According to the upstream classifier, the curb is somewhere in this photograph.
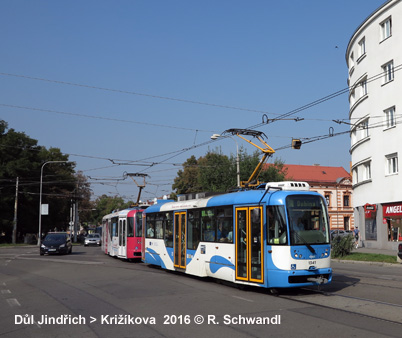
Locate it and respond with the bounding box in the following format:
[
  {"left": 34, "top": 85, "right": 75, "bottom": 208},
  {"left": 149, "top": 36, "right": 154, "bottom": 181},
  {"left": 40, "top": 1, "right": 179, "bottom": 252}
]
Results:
[{"left": 331, "top": 258, "right": 402, "bottom": 268}]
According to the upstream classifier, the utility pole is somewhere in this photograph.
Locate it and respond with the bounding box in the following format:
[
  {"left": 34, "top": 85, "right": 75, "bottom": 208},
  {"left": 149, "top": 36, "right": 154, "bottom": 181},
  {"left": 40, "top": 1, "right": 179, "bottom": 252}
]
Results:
[
  {"left": 74, "top": 196, "right": 79, "bottom": 243},
  {"left": 38, "top": 160, "right": 68, "bottom": 246},
  {"left": 12, "top": 177, "right": 19, "bottom": 244}
]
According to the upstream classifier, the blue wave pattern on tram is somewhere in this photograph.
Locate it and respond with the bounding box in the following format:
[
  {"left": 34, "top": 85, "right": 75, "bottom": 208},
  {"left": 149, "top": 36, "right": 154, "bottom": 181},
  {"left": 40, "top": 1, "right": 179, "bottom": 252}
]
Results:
[{"left": 209, "top": 256, "right": 235, "bottom": 273}]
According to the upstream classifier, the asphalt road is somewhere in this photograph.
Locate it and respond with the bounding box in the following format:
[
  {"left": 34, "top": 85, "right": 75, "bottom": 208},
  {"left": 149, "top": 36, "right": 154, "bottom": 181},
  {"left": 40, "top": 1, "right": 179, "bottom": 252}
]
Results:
[{"left": 1, "top": 245, "right": 401, "bottom": 338}]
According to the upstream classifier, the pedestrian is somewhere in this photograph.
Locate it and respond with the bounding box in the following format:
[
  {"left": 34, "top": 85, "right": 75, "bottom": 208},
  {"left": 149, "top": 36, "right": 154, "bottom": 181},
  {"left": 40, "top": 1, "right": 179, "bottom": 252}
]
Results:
[{"left": 353, "top": 226, "right": 360, "bottom": 249}]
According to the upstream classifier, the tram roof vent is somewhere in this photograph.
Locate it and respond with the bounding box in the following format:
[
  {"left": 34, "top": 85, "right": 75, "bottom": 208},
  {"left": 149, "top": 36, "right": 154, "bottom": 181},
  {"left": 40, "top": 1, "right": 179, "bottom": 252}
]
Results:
[
  {"left": 265, "top": 181, "right": 310, "bottom": 191},
  {"left": 195, "top": 192, "right": 224, "bottom": 199},
  {"left": 178, "top": 193, "right": 196, "bottom": 201}
]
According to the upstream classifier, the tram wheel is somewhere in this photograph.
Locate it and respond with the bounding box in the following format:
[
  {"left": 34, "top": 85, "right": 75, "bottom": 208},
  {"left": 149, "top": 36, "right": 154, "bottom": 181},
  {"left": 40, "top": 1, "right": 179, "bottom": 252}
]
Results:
[{"left": 269, "top": 288, "right": 279, "bottom": 296}]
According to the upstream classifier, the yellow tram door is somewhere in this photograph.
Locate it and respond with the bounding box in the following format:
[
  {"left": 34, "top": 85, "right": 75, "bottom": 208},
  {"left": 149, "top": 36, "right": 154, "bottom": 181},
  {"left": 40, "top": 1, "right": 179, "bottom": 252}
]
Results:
[
  {"left": 174, "top": 212, "right": 187, "bottom": 269},
  {"left": 235, "top": 206, "right": 264, "bottom": 283}
]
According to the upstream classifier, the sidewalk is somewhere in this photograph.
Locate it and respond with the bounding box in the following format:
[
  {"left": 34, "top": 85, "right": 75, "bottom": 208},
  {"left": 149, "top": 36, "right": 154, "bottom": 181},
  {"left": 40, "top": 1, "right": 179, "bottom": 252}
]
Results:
[{"left": 355, "top": 247, "right": 396, "bottom": 256}]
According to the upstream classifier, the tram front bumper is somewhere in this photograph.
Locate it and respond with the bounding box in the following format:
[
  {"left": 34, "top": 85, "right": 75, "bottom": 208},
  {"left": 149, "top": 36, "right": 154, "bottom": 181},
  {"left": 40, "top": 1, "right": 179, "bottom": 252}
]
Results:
[{"left": 268, "top": 268, "right": 332, "bottom": 288}]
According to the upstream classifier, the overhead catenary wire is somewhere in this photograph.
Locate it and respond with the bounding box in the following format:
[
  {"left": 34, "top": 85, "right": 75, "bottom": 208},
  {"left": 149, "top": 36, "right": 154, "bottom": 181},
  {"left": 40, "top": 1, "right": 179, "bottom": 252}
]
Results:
[
  {"left": 0, "top": 103, "right": 215, "bottom": 134},
  {"left": 2, "top": 64, "right": 401, "bottom": 199},
  {"left": 3, "top": 64, "right": 401, "bottom": 125}
]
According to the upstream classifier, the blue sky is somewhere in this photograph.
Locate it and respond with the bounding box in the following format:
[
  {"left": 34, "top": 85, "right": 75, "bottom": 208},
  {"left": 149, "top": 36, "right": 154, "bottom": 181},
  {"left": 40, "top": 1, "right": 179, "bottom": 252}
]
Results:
[{"left": 0, "top": 0, "right": 386, "bottom": 202}]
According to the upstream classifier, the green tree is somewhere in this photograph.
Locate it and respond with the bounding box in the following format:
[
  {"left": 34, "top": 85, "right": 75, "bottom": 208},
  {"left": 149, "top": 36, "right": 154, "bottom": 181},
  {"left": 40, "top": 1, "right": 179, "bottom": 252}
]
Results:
[
  {"left": 92, "top": 195, "right": 131, "bottom": 225},
  {"left": 172, "top": 155, "right": 200, "bottom": 194},
  {"left": 73, "top": 171, "right": 95, "bottom": 229},
  {"left": 0, "top": 120, "right": 77, "bottom": 242},
  {"left": 198, "top": 149, "right": 233, "bottom": 192},
  {"left": 0, "top": 120, "right": 42, "bottom": 241},
  {"left": 171, "top": 148, "right": 287, "bottom": 195},
  {"left": 260, "top": 158, "right": 287, "bottom": 183}
]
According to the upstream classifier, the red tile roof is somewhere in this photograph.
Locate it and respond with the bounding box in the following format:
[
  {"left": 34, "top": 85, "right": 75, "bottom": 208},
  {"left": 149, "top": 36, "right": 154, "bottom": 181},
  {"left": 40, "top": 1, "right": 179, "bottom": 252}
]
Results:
[{"left": 268, "top": 164, "right": 351, "bottom": 184}]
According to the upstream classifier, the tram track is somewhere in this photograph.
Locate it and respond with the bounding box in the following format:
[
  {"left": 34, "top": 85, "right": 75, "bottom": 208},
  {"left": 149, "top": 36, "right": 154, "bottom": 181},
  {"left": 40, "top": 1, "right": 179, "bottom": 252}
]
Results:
[
  {"left": 333, "top": 278, "right": 402, "bottom": 291},
  {"left": 277, "top": 287, "right": 402, "bottom": 326},
  {"left": 4, "top": 248, "right": 402, "bottom": 328}
]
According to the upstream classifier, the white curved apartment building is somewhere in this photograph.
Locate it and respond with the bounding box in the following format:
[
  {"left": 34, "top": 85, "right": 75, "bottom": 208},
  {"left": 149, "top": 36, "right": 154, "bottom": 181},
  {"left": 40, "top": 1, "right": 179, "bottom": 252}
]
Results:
[{"left": 346, "top": 0, "right": 402, "bottom": 249}]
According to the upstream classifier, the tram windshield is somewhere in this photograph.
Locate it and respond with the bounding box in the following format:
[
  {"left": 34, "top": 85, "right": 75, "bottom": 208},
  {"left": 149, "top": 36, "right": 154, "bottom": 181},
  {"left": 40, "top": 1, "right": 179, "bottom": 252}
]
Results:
[{"left": 286, "top": 195, "right": 330, "bottom": 245}]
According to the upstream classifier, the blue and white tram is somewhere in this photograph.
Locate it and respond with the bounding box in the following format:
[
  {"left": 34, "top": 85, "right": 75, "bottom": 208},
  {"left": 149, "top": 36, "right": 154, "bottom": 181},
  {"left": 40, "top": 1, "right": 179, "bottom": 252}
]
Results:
[{"left": 142, "top": 181, "right": 332, "bottom": 289}]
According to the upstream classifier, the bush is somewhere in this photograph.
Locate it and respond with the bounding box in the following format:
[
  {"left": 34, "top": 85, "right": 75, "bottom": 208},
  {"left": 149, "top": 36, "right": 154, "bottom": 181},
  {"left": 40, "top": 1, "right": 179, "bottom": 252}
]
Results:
[{"left": 331, "top": 235, "right": 355, "bottom": 258}]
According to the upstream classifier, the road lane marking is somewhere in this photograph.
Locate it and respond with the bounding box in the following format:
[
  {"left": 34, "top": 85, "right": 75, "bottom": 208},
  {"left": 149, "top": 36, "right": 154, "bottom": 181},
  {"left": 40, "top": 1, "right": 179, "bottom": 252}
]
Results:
[
  {"left": 6, "top": 298, "right": 21, "bottom": 307},
  {"left": 232, "top": 295, "right": 254, "bottom": 302}
]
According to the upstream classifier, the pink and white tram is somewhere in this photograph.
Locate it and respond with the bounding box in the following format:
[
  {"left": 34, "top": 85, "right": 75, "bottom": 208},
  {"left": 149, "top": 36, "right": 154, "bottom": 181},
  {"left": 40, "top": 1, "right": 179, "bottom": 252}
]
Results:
[{"left": 101, "top": 208, "right": 144, "bottom": 260}]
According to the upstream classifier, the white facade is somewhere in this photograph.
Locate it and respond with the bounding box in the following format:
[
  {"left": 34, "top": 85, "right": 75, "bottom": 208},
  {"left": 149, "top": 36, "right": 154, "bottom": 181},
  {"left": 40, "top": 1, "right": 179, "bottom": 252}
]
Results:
[{"left": 346, "top": 0, "right": 402, "bottom": 249}]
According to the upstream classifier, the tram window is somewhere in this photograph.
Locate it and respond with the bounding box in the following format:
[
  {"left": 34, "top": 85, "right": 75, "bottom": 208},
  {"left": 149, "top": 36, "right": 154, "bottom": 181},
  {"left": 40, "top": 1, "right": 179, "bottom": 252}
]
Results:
[
  {"left": 187, "top": 210, "right": 201, "bottom": 249},
  {"left": 122, "top": 219, "right": 126, "bottom": 246},
  {"left": 118, "top": 220, "right": 122, "bottom": 246},
  {"left": 112, "top": 217, "right": 118, "bottom": 237},
  {"left": 216, "top": 207, "right": 233, "bottom": 243},
  {"left": 155, "top": 214, "right": 164, "bottom": 239},
  {"left": 146, "top": 214, "right": 156, "bottom": 238},
  {"left": 267, "top": 205, "right": 287, "bottom": 245},
  {"left": 135, "top": 212, "right": 143, "bottom": 237},
  {"left": 164, "top": 212, "right": 173, "bottom": 247},
  {"left": 201, "top": 209, "right": 215, "bottom": 242},
  {"left": 128, "top": 217, "right": 134, "bottom": 237}
]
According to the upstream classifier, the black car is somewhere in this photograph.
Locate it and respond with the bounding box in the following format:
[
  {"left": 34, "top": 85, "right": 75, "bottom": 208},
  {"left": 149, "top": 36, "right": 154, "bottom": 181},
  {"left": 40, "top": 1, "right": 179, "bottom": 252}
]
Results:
[
  {"left": 40, "top": 232, "right": 72, "bottom": 255},
  {"left": 398, "top": 243, "right": 402, "bottom": 260}
]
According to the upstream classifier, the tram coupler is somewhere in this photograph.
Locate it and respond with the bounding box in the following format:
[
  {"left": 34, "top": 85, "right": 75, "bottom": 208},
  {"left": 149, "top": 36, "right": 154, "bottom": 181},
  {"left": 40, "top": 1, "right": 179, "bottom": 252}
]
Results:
[{"left": 307, "top": 275, "right": 328, "bottom": 285}]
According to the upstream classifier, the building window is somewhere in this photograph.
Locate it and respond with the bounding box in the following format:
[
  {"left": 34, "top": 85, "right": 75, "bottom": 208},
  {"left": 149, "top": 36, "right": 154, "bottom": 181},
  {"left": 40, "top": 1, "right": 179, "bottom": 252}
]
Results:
[
  {"left": 384, "top": 106, "right": 396, "bottom": 129},
  {"left": 382, "top": 60, "right": 394, "bottom": 84},
  {"left": 343, "top": 195, "right": 350, "bottom": 207},
  {"left": 386, "top": 153, "right": 398, "bottom": 175},
  {"left": 350, "top": 88, "right": 356, "bottom": 106},
  {"left": 344, "top": 217, "right": 350, "bottom": 230},
  {"left": 352, "top": 168, "right": 358, "bottom": 185},
  {"left": 363, "top": 162, "right": 371, "bottom": 180},
  {"left": 349, "top": 52, "right": 355, "bottom": 74},
  {"left": 359, "top": 79, "right": 368, "bottom": 96},
  {"left": 358, "top": 38, "right": 366, "bottom": 59},
  {"left": 380, "top": 17, "right": 392, "bottom": 41},
  {"left": 351, "top": 118, "right": 369, "bottom": 147},
  {"left": 360, "top": 118, "right": 369, "bottom": 139},
  {"left": 351, "top": 128, "right": 357, "bottom": 145},
  {"left": 325, "top": 194, "right": 330, "bottom": 206}
]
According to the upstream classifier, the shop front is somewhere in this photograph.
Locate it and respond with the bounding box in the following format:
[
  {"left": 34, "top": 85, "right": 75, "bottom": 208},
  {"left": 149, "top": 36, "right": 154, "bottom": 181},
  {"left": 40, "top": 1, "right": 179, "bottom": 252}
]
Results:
[{"left": 383, "top": 202, "right": 402, "bottom": 242}]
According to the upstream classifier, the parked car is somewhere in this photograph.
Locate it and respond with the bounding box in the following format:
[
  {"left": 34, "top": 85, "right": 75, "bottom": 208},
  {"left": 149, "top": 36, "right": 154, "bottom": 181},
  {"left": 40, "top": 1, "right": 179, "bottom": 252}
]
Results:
[
  {"left": 84, "top": 233, "right": 101, "bottom": 246},
  {"left": 40, "top": 232, "right": 72, "bottom": 255},
  {"left": 331, "top": 230, "right": 353, "bottom": 240},
  {"left": 398, "top": 243, "right": 402, "bottom": 260}
]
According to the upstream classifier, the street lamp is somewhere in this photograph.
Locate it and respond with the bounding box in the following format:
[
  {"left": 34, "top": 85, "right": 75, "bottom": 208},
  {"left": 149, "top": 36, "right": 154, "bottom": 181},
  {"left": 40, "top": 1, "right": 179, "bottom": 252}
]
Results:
[
  {"left": 211, "top": 134, "right": 240, "bottom": 188},
  {"left": 37, "top": 160, "right": 68, "bottom": 246}
]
